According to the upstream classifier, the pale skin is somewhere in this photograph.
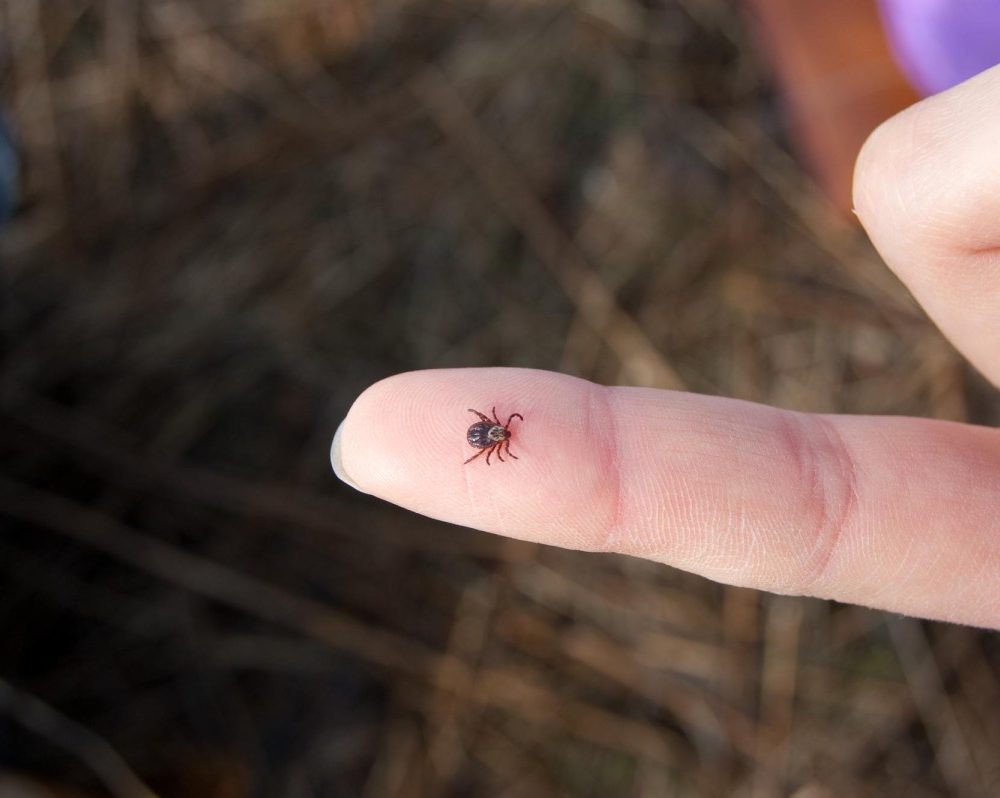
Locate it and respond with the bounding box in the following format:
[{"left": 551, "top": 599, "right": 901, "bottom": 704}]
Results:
[{"left": 333, "top": 64, "right": 1000, "bottom": 630}]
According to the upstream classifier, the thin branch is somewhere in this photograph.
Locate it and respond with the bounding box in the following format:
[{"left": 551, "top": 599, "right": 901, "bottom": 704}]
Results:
[
  {"left": 0, "top": 476, "right": 444, "bottom": 677},
  {"left": 0, "top": 675, "right": 159, "bottom": 798},
  {"left": 413, "top": 66, "right": 686, "bottom": 391}
]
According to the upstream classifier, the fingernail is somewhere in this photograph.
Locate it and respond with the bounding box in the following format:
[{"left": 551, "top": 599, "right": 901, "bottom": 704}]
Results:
[{"left": 330, "top": 420, "right": 363, "bottom": 492}]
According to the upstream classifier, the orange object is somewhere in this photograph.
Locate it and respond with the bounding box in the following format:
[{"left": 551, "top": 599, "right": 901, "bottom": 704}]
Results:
[{"left": 743, "top": 0, "right": 920, "bottom": 213}]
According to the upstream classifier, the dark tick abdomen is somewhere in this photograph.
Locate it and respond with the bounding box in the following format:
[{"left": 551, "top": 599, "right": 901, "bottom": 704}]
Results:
[{"left": 467, "top": 421, "right": 493, "bottom": 448}]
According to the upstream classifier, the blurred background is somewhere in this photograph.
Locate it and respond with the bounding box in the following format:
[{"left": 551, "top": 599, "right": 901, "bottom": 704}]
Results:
[{"left": 2, "top": 1, "right": 1000, "bottom": 796}]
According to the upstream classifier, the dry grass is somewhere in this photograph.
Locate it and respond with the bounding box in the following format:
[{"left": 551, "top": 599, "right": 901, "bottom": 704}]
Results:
[{"left": 1, "top": 1, "right": 999, "bottom": 796}]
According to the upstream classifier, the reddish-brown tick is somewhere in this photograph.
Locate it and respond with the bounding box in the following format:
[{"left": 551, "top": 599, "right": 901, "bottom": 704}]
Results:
[{"left": 464, "top": 407, "right": 524, "bottom": 465}]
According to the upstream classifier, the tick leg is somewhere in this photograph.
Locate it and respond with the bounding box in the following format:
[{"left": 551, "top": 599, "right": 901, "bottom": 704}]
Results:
[
  {"left": 486, "top": 444, "right": 497, "bottom": 465},
  {"left": 464, "top": 447, "right": 486, "bottom": 465},
  {"left": 495, "top": 444, "right": 505, "bottom": 463},
  {"left": 491, "top": 406, "right": 501, "bottom": 425},
  {"left": 468, "top": 409, "right": 491, "bottom": 423},
  {"left": 505, "top": 412, "right": 524, "bottom": 427},
  {"left": 504, "top": 439, "right": 518, "bottom": 459}
]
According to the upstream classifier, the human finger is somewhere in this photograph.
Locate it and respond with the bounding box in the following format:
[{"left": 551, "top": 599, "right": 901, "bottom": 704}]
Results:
[
  {"left": 854, "top": 63, "right": 1000, "bottom": 386},
  {"left": 333, "top": 368, "right": 1000, "bottom": 628}
]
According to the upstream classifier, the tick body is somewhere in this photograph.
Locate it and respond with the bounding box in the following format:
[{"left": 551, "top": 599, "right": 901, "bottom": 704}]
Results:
[{"left": 464, "top": 407, "right": 524, "bottom": 465}]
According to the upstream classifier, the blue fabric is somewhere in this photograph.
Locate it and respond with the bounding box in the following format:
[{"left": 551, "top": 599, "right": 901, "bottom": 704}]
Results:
[{"left": 0, "top": 112, "right": 18, "bottom": 225}]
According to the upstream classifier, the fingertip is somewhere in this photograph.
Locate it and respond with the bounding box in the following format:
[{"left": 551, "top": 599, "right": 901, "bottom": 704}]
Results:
[
  {"left": 854, "top": 65, "right": 1000, "bottom": 256},
  {"left": 333, "top": 372, "right": 417, "bottom": 496},
  {"left": 330, "top": 419, "right": 364, "bottom": 493},
  {"left": 851, "top": 116, "right": 887, "bottom": 232},
  {"left": 852, "top": 104, "right": 915, "bottom": 247},
  {"left": 326, "top": 367, "right": 620, "bottom": 550}
]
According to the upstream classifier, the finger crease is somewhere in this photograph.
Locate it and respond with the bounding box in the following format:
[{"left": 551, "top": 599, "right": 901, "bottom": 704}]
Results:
[{"left": 794, "top": 414, "right": 859, "bottom": 593}]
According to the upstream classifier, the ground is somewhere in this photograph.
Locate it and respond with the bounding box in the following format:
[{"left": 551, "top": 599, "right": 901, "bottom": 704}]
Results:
[{"left": 1, "top": 1, "right": 998, "bottom": 796}]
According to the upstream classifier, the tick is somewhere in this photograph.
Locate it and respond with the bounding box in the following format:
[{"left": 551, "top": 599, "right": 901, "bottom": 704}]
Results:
[{"left": 464, "top": 406, "right": 524, "bottom": 465}]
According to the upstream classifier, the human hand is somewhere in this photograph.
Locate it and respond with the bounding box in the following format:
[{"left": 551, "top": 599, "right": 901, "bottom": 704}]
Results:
[{"left": 331, "top": 64, "right": 1000, "bottom": 630}]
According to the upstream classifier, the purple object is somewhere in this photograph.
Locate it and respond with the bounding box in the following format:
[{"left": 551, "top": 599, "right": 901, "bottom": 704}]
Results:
[{"left": 877, "top": 0, "right": 1000, "bottom": 96}]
